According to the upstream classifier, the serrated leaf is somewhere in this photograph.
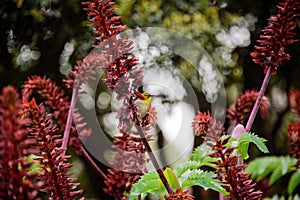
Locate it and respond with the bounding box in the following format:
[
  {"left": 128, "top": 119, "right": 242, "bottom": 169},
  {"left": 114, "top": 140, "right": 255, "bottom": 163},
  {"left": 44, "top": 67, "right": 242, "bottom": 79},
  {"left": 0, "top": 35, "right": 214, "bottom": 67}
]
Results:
[
  {"left": 190, "top": 144, "right": 212, "bottom": 160},
  {"left": 189, "top": 144, "right": 217, "bottom": 168},
  {"left": 129, "top": 171, "right": 160, "bottom": 200},
  {"left": 280, "top": 156, "right": 289, "bottom": 174},
  {"left": 181, "top": 169, "right": 229, "bottom": 195},
  {"left": 269, "top": 166, "right": 284, "bottom": 186},
  {"left": 288, "top": 169, "right": 300, "bottom": 194},
  {"left": 175, "top": 160, "right": 202, "bottom": 178},
  {"left": 269, "top": 157, "right": 297, "bottom": 185},
  {"left": 246, "top": 156, "right": 297, "bottom": 184},
  {"left": 246, "top": 157, "right": 279, "bottom": 180},
  {"left": 238, "top": 133, "right": 269, "bottom": 160}
]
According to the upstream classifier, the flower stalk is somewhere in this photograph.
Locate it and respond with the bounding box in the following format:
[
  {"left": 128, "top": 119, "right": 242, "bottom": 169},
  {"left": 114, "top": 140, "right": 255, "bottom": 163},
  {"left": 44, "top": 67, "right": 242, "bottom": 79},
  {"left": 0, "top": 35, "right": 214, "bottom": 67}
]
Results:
[
  {"left": 133, "top": 112, "right": 173, "bottom": 194},
  {"left": 245, "top": 67, "right": 272, "bottom": 132},
  {"left": 61, "top": 88, "right": 77, "bottom": 155}
]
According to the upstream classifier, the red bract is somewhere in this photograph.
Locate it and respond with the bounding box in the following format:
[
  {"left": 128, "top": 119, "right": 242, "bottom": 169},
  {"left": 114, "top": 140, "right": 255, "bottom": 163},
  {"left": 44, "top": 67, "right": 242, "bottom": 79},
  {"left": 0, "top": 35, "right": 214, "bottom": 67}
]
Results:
[
  {"left": 192, "top": 111, "right": 212, "bottom": 136},
  {"left": 22, "top": 75, "right": 91, "bottom": 154},
  {"left": 140, "top": 105, "right": 157, "bottom": 128},
  {"left": 82, "top": 0, "right": 145, "bottom": 129},
  {"left": 111, "top": 132, "right": 148, "bottom": 173},
  {"left": 81, "top": 1, "right": 154, "bottom": 198},
  {"left": 82, "top": 0, "right": 125, "bottom": 43},
  {"left": 288, "top": 121, "right": 300, "bottom": 167},
  {"left": 250, "top": 0, "right": 300, "bottom": 74},
  {"left": 288, "top": 88, "right": 300, "bottom": 167},
  {"left": 103, "top": 168, "right": 141, "bottom": 200},
  {"left": 164, "top": 189, "right": 195, "bottom": 200},
  {"left": 289, "top": 89, "right": 300, "bottom": 116},
  {"left": 227, "top": 90, "right": 269, "bottom": 124},
  {"left": 65, "top": 52, "right": 105, "bottom": 89},
  {"left": 22, "top": 98, "right": 84, "bottom": 199},
  {"left": 192, "top": 111, "right": 262, "bottom": 200},
  {"left": 0, "top": 86, "right": 39, "bottom": 199}
]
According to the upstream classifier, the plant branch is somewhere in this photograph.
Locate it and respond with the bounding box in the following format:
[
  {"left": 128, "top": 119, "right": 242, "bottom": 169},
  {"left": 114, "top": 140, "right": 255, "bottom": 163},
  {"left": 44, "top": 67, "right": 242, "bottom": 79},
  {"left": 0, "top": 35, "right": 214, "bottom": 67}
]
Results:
[
  {"left": 245, "top": 67, "right": 272, "bottom": 132},
  {"left": 80, "top": 146, "right": 109, "bottom": 181},
  {"left": 133, "top": 112, "right": 173, "bottom": 195},
  {"left": 61, "top": 88, "right": 77, "bottom": 155}
]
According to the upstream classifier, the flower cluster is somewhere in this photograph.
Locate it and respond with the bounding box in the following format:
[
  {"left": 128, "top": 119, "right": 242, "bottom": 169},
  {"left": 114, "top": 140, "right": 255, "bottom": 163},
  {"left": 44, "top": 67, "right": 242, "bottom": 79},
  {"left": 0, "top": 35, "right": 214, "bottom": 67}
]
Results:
[
  {"left": 164, "top": 189, "right": 195, "bottom": 200},
  {"left": 287, "top": 122, "right": 300, "bottom": 167},
  {"left": 227, "top": 90, "right": 269, "bottom": 124},
  {"left": 192, "top": 111, "right": 262, "bottom": 200},
  {"left": 103, "top": 169, "right": 141, "bottom": 199},
  {"left": 192, "top": 111, "right": 212, "bottom": 136},
  {"left": 289, "top": 89, "right": 300, "bottom": 116},
  {"left": 65, "top": 52, "right": 105, "bottom": 90},
  {"left": 288, "top": 89, "right": 300, "bottom": 167},
  {"left": 0, "top": 86, "right": 39, "bottom": 199},
  {"left": 81, "top": 0, "right": 158, "bottom": 198},
  {"left": 111, "top": 132, "right": 148, "bottom": 173},
  {"left": 250, "top": 0, "right": 300, "bottom": 74},
  {"left": 22, "top": 75, "right": 91, "bottom": 154},
  {"left": 22, "top": 98, "right": 84, "bottom": 199}
]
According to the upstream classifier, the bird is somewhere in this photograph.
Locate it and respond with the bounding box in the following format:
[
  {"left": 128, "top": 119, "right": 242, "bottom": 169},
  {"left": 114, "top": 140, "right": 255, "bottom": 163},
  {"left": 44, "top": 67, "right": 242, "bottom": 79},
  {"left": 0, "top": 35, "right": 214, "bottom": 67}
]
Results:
[{"left": 134, "top": 91, "right": 153, "bottom": 120}]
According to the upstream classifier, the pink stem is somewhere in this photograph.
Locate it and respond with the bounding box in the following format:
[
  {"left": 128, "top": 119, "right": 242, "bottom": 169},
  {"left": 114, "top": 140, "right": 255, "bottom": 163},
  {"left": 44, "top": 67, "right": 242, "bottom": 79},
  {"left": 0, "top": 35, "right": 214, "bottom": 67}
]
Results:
[
  {"left": 219, "top": 193, "right": 224, "bottom": 200},
  {"left": 220, "top": 67, "right": 272, "bottom": 200},
  {"left": 245, "top": 67, "right": 272, "bottom": 132},
  {"left": 62, "top": 88, "right": 109, "bottom": 181},
  {"left": 81, "top": 146, "right": 108, "bottom": 180},
  {"left": 61, "top": 88, "right": 77, "bottom": 155}
]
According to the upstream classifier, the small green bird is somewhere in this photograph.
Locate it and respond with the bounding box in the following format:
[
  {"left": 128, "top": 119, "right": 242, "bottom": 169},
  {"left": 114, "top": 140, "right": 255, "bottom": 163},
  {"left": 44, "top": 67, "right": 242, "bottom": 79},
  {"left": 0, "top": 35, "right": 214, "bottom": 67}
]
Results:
[{"left": 134, "top": 92, "right": 153, "bottom": 119}]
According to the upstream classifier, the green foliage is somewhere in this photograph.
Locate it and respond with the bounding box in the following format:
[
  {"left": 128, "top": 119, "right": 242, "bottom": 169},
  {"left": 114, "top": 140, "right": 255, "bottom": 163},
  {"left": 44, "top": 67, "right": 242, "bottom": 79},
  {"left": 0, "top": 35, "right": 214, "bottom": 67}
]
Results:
[
  {"left": 263, "top": 194, "right": 300, "bottom": 200},
  {"left": 245, "top": 156, "right": 298, "bottom": 189},
  {"left": 288, "top": 169, "right": 300, "bottom": 195},
  {"left": 189, "top": 144, "right": 217, "bottom": 168},
  {"left": 179, "top": 169, "right": 228, "bottom": 195},
  {"left": 157, "top": 168, "right": 180, "bottom": 197},
  {"left": 129, "top": 171, "right": 160, "bottom": 200},
  {"left": 129, "top": 159, "right": 228, "bottom": 199},
  {"left": 237, "top": 132, "right": 269, "bottom": 159}
]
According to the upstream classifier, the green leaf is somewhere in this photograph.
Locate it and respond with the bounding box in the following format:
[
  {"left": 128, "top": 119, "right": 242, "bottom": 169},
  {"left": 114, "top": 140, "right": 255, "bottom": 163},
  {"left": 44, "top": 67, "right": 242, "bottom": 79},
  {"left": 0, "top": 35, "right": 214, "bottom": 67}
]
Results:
[
  {"left": 26, "top": 154, "right": 44, "bottom": 174},
  {"left": 189, "top": 144, "right": 217, "bottom": 168},
  {"left": 246, "top": 156, "right": 297, "bottom": 183},
  {"left": 238, "top": 133, "right": 269, "bottom": 160},
  {"left": 288, "top": 169, "right": 300, "bottom": 194},
  {"left": 269, "top": 157, "right": 296, "bottom": 185},
  {"left": 158, "top": 167, "right": 180, "bottom": 193},
  {"left": 263, "top": 195, "right": 300, "bottom": 200},
  {"left": 175, "top": 160, "right": 202, "bottom": 178},
  {"left": 129, "top": 171, "right": 160, "bottom": 200},
  {"left": 180, "top": 169, "right": 229, "bottom": 195}
]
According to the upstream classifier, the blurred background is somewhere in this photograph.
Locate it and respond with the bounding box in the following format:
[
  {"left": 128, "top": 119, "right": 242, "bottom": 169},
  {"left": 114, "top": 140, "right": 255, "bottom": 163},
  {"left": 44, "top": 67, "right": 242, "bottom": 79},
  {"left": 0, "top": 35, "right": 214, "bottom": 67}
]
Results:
[{"left": 1, "top": 0, "right": 300, "bottom": 199}]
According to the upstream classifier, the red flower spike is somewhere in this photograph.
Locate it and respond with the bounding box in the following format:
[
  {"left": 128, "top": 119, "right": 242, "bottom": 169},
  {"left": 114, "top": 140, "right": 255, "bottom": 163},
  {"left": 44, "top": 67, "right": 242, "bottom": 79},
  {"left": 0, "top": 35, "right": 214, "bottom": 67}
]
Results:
[
  {"left": 192, "top": 111, "right": 212, "bottom": 136},
  {"left": 103, "top": 169, "right": 141, "bottom": 199},
  {"left": 227, "top": 90, "right": 269, "bottom": 124},
  {"left": 288, "top": 122, "right": 300, "bottom": 167},
  {"left": 250, "top": 0, "right": 300, "bottom": 74},
  {"left": 164, "top": 189, "right": 195, "bottom": 200},
  {"left": 22, "top": 76, "right": 91, "bottom": 154},
  {"left": 22, "top": 98, "right": 84, "bottom": 199},
  {"left": 64, "top": 52, "right": 105, "bottom": 89},
  {"left": 111, "top": 132, "right": 148, "bottom": 173},
  {"left": 0, "top": 86, "right": 40, "bottom": 199},
  {"left": 289, "top": 89, "right": 300, "bottom": 116},
  {"left": 81, "top": 1, "right": 162, "bottom": 197},
  {"left": 192, "top": 110, "right": 262, "bottom": 199}
]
